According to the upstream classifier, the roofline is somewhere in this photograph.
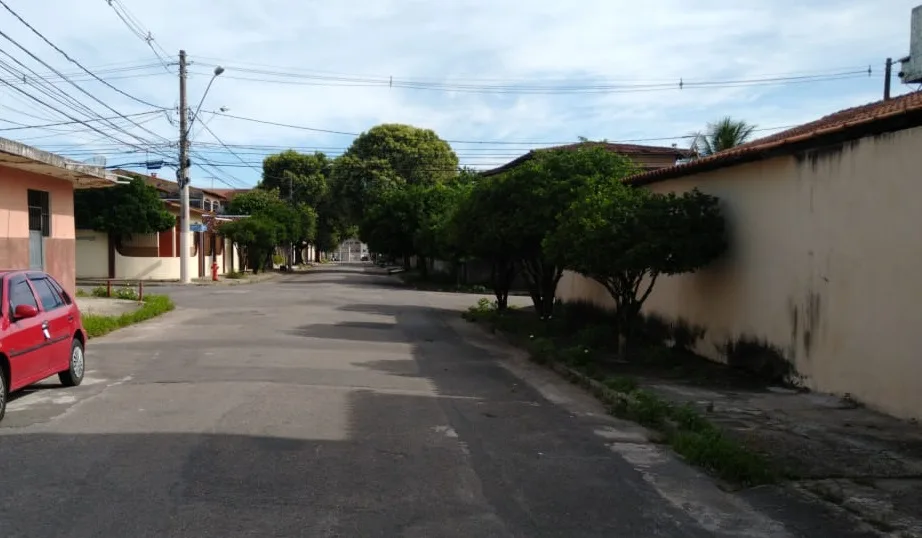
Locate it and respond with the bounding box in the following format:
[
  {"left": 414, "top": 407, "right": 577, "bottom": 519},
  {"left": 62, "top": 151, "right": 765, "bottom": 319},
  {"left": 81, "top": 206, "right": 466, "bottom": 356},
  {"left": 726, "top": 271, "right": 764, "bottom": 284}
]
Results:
[
  {"left": 480, "top": 144, "right": 693, "bottom": 177},
  {"left": 628, "top": 105, "right": 922, "bottom": 186},
  {"left": 0, "top": 136, "right": 116, "bottom": 186}
]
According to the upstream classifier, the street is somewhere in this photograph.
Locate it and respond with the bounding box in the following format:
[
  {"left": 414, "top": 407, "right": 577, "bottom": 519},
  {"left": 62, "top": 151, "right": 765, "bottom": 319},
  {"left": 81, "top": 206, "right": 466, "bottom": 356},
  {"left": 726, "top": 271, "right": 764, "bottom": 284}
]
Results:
[{"left": 0, "top": 266, "right": 871, "bottom": 537}]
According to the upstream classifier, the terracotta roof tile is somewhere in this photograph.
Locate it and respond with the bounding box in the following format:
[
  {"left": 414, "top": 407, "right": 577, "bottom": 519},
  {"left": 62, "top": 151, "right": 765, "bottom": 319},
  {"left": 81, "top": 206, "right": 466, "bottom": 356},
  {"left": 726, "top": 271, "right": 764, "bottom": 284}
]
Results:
[
  {"left": 628, "top": 91, "right": 922, "bottom": 185},
  {"left": 481, "top": 141, "right": 692, "bottom": 176}
]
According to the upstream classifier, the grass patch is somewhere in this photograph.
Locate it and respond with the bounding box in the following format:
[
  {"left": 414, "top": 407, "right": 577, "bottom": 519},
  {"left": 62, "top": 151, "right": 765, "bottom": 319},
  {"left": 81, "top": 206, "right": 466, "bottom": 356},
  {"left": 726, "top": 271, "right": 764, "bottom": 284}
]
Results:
[
  {"left": 82, "top": 294, "right": 175, "bottom": 339},
  {"left": 224, "top": 271, "right": 245, "bottom": 279},
  {"left": 463, "top": 298, "right": 777, "bottom": 487},
  {"left": 91, "top": 284, "right": 140, "bottom": 300}
]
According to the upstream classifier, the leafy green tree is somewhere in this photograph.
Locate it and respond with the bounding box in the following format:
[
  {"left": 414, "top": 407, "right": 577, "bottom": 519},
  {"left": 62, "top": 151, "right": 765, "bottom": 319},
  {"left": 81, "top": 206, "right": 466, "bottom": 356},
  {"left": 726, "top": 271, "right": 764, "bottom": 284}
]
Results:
[
  {"left": 545, "top": 183, "right": 727, "bottom": 347},
  {"left": 74, "top": 176, "right": 175, "bottom": 245},
  {"left": 333, "top": 124, "right": 458, "bottom": 223},
  {"left": 261, "top": 150, "right": 330, "bottom": 207},
  {"left": 219, "top": 216, "right": 278, "bottom": 273},
  {"left": 498, "top": 145, "right": 638, "bottom": 318},
  {"left": 690, "top": 117, "right": 756, "bottom": 157},
  {"left": 225, "top": 188, "right": 316, "bottom": 269},
  {"left": 447, "top": 177, "right": 520, "bottom": 310}
]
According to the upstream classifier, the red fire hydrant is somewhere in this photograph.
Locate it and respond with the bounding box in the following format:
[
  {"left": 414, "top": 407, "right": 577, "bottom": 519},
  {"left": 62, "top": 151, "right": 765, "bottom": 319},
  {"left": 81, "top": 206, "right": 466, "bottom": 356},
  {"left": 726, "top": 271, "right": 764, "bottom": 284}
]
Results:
[{"left": 211, "top": 262, "right": 219, "bottom": 281}]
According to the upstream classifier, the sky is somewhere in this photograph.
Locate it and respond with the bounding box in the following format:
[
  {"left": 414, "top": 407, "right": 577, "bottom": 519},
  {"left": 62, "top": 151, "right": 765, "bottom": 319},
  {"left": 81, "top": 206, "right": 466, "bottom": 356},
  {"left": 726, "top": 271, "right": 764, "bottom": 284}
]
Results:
[{"left": 0, "top": 0, "right": 919, "bottom": 190}]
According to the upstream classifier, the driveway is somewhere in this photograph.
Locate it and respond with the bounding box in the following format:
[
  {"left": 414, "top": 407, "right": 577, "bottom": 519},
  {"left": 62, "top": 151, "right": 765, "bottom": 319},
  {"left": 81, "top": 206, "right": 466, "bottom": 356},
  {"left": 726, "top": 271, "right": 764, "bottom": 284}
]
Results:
[{"left": 0, "top": 266, "right": 872, "bottom": 537}]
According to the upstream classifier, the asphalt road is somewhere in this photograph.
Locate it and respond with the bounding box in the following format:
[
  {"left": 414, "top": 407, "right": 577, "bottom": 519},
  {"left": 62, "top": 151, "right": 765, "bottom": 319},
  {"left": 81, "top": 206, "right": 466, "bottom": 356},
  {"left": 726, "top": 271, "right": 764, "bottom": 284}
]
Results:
[{"left": 1, "top": 266, "right": 875, "bottom": 537}]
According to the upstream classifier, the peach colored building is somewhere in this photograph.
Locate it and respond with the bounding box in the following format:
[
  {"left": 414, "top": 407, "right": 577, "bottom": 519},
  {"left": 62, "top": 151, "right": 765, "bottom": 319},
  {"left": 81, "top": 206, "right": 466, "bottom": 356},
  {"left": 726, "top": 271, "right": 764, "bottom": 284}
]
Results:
[
  {"left": 556, "top": 92, "right": 922, "bottom": 420},
  {"left": 0, "top": 137, "right": 113, "bottom": 296}
]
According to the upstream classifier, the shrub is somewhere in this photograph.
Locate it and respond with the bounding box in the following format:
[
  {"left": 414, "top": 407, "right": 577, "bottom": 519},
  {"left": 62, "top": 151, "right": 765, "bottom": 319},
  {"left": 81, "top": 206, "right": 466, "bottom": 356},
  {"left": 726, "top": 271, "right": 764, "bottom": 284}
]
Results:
[
  {"left": 526, "top": 337, "right": 556, "bottom": 364},
  {"left": 225, "top": 271, "right": 245, "bottom": 279}
]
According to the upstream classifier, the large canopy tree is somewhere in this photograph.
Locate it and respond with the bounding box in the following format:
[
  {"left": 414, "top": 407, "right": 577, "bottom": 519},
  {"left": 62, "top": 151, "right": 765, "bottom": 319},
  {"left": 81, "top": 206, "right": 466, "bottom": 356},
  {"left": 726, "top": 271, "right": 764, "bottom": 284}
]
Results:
[
  {"left": 333, "top": 123, "right": 459, "bottom": 224},
  {"left": 74, "top": 176, "right": 175, "bottom": 245}
]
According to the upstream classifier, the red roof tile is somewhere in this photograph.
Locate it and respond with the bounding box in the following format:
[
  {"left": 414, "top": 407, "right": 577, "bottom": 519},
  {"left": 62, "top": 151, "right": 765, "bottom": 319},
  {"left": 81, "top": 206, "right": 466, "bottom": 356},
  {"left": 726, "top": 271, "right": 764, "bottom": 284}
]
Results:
[
  {"left": 628, "top": 91, "right": 922, "bottom": 185},
  {"left": 481, "top": 141, "right": 692, "bottom": 176}
]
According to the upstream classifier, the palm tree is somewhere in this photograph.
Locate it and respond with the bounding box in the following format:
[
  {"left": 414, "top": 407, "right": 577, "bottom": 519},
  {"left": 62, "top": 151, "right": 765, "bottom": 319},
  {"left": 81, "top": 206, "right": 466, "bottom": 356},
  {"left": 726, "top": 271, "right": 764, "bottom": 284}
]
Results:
[{"left": 689, "top": 117, "right": 757, "bottom": 158}]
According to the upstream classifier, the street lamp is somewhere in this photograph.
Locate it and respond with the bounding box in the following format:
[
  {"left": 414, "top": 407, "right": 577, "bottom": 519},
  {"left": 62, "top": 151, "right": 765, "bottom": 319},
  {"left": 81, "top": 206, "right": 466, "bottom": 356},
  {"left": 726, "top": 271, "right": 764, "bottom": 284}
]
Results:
[{"left": 179, "top": 57, "right": 225, "bottom": 284}]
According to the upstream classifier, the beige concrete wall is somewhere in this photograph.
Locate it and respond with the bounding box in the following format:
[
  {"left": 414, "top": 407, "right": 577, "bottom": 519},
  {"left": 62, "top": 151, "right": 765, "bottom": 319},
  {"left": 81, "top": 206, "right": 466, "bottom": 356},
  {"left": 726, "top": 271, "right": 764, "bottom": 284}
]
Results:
[
  {"left": 76, "top": 230, "right": 109, "bottom": 278},
  {"left": 557, "top": 127, "right": 922, "bottom": 420}
]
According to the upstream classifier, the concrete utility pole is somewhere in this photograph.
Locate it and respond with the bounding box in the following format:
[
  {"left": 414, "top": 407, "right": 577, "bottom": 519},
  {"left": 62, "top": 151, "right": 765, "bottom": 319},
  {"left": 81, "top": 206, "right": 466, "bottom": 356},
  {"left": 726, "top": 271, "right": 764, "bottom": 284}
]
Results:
[
  {"left": 178, "top": 49, "right": 191, "bottom": 284},
  {"left": 885, "top": 57, "right": 893, "bottom": 101}
]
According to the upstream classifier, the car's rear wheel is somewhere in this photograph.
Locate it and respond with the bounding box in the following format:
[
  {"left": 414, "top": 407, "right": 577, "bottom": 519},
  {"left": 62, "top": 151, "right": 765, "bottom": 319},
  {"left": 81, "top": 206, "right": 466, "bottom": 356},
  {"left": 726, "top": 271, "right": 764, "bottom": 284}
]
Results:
[
  {"left": 0, "top": 365, "right": 7, "bottom": 422},
  {"left": 58, "top": 339, "right": 85, "bottom": 387}
]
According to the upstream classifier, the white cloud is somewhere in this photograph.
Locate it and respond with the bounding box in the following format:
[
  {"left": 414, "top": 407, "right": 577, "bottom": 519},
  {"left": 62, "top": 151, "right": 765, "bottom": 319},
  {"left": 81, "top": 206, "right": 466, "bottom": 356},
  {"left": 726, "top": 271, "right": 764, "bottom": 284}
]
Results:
[{"left": 0, "top": 0, "right": 918, "bottom": 186}]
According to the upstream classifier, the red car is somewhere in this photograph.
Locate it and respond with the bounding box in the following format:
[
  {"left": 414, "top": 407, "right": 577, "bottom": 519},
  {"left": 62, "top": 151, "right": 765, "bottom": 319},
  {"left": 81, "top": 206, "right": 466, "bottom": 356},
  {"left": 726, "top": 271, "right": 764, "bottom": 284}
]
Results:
[{"left": 0, "top": 270, "right": 86, "bottom": 422}]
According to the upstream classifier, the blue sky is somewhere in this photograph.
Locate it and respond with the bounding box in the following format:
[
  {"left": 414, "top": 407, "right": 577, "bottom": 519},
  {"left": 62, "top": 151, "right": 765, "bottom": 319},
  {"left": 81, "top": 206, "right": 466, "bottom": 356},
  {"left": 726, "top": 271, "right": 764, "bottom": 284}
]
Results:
[{"left": 0, "top": 0, "right": 919, "bottom": 190}]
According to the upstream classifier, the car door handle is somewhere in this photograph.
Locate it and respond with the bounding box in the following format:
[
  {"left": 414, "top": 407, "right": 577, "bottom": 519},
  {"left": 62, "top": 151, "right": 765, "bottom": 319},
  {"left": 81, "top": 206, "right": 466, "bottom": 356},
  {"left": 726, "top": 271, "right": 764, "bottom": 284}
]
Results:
[
  {"left": 41, "top": 321, "right": 49, "bottom": 329},
  {"left": 67, "top": 315, "right": 74, "bottom": 322}
]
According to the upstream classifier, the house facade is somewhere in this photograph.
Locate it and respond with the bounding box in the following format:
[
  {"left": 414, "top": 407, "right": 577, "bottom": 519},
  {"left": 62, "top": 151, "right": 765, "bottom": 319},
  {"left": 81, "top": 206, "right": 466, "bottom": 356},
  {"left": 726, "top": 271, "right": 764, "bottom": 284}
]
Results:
[
  {"left": 556, "top": 92, "right": 922, "bottom": 420},
  {"left": 0, "top": 137, "right": 114, "bottom": 295},
  {"left": 76, "top": 171, "right": 240, "bottom": 281}
]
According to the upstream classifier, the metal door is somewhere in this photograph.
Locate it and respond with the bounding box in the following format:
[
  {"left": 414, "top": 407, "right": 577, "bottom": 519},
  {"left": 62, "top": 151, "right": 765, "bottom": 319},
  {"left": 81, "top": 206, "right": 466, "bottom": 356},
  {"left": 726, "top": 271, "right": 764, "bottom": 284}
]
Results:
[{"left": 28, "top": 230, "right": 44, "bottom": 270}]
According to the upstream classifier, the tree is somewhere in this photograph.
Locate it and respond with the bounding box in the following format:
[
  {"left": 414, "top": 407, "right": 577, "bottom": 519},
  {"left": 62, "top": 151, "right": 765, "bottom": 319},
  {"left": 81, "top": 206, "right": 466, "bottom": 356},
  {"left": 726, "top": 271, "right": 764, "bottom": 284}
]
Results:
[
  {"left": 224, "top": 188, "right": 316, "bottom": 270},
  {"left": 359, "top": 186, "right": 418, "bottom": 265},
  {"left": 497, "top": 145, "right": 638, "bottom": 318},
  {"left": 260, "top": 150, "right": 330, "bottom": 207},
  {"left": 219, "top": 216, "right": 278, "bottom": 273},
  {"left": 690, "top": 117, "right": 756, "bottom": 157},
  {"left": 333, "top": 124, "right": 458, "bottom": 223},
  {"left": 545, "top": 182, "right": 727, "bottom": 348},
  {"left": 74, "top": 177, "right": 175, "bottom": 245},
  {"left": 447, "top": 177, "right": 519, "bottom": 310}
]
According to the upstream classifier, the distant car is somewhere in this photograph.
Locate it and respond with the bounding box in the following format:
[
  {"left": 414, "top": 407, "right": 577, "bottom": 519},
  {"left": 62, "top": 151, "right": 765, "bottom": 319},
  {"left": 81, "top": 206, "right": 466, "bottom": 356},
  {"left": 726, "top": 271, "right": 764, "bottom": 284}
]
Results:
[
  {"left": 0, "top": 270, "right": 86, "bottom": 422},
  {"left": 361, "top": 255, "right": 369, "bottom": 262}
]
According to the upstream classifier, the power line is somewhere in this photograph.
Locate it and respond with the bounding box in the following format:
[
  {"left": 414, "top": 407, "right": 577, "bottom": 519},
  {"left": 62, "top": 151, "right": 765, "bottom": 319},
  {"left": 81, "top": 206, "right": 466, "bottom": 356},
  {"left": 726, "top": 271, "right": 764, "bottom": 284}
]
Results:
[
  {"left": 195, "top": 55, "right": 878, "bottom": 85},
  {"left": 0, "top": 0, "right": 169, "bottom": 109},
  {"left": 104, "top": 0, "right": 173, "bottom": 72},
  {"left": 0, "top": 6, "right": 174, "bottom": 153},
  {"left": 0, "top": 45, "right": 170, "bottom": 152},
  {"left": 0, "top": 109, "right": 163, "bottom": 131},
  {"left": 0, "top": 66, "right": 164, "bottom": 151},
  {"left": 207, "top": 110, "right": 796, "bottom": 146},
  {"left": 189, "top": 61, "right": 872, "bottom": 95}
]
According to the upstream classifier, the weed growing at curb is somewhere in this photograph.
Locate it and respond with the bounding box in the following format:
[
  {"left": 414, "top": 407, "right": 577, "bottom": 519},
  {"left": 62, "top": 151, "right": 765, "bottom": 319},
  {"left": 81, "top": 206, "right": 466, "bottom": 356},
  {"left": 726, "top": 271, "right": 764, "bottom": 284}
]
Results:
[
  {"left": 82, "top": 295, "right": 175, "bottom": 338},
  {"left": 464, "top": 300, "right": 777, "bottom": 487}
]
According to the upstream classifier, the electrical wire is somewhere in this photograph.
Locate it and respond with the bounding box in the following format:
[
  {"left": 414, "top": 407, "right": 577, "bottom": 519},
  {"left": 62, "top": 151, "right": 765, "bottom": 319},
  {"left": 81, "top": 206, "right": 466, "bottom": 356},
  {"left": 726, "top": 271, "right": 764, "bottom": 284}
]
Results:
[
  {"left": 0, "top": 109, "right": 164, "bottom": 132},
  {"left": 0, "top": 0, "right": 169, "bottom": 108},
  {"left": 189, "top": 61, "right": 872, "bottom": 95},
  {"left": 104, "top": 0, "right": 173, "bottom": 72}
]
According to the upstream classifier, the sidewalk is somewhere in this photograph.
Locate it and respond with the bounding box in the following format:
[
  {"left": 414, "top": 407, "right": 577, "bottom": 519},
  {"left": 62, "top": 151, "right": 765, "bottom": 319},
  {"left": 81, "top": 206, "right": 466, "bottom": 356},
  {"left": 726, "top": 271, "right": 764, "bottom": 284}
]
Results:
[
  {"left": 77, "top": 270, "right": 283, "bottom": 288},
  {"left": 466, "top": 307, "right": 922, "bottom": 537},
  {"left": 649, "top": 380, "right": 922, "bottom": 536}
]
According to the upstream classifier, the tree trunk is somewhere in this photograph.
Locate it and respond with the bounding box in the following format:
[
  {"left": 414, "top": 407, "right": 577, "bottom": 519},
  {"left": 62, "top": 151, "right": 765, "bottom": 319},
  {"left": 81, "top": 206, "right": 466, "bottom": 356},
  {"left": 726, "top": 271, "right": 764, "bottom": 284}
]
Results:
[
  {"left": 490, "top": 259, "right": 516, "bottom": 311},
  {"left": 418, "top": 256, "right": 429, "bottom": 279}
]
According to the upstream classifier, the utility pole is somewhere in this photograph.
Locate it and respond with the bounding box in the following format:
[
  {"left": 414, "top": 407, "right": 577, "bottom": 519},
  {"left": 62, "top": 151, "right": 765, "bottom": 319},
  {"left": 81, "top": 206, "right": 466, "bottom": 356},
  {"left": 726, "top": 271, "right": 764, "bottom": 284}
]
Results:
[
  {"left": 885, "top": 58, "right": 893, "bottom": 101},
  {"left": 178, "top": 50, "right": 191, "bottom": 284}
]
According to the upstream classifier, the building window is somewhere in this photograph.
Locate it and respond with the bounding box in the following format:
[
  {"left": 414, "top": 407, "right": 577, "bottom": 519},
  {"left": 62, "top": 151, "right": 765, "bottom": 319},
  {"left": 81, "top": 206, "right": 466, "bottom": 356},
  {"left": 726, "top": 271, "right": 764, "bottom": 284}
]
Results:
[{"left": 27, "top": 189, "right": 50, "bottom": 237}]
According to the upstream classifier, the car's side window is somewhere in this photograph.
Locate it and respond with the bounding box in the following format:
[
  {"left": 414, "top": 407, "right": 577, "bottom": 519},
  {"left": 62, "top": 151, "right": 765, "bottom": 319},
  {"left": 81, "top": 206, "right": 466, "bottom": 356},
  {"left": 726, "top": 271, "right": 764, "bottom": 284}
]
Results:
[
  {"left": 30, "top": 278, "right": 64, "bottom": 312},
  {"left": 47, "top": 277, "right": 72, "bottom": 305},
  {"left": 9, "top": 276, "right": 39, "bottom": 317}
]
